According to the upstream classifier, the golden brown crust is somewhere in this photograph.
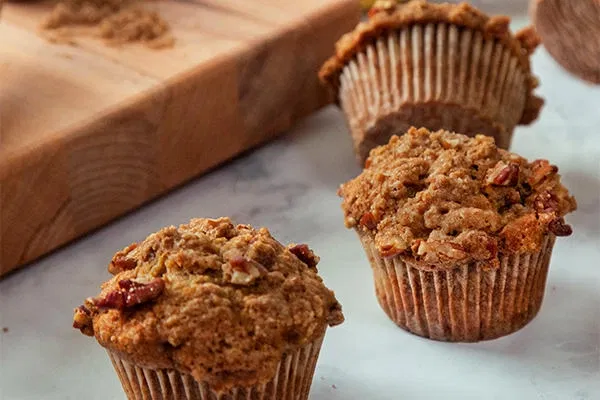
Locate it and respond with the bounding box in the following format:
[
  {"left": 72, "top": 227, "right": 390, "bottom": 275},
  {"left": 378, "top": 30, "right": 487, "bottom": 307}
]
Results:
[
  {"left": 338, "top": 128, "right": 576, "bottom": 268},
  {"left": 73, "top": 218, "right": 343, "bottom": 391},
  {"left": 319, "top": 0, "right": 543, "bottom": 125}
]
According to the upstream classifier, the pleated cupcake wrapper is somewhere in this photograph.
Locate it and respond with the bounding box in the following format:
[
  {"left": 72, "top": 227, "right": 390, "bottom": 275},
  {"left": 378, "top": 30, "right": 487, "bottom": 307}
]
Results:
[
  {"left": 359, "top": 233, "right": 556, "bottom": 342},
  {"left": 107, "top": 336, "right": 324, "bottom": 400},
  {"left": 338, "top": 23, "right": 528, "bottom": 162}
]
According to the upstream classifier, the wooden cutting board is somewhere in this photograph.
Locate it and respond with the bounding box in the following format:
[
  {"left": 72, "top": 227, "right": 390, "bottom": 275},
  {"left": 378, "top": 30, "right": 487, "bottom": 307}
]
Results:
[{"left": 0, "top": 0, "right": 360, "bottom": 277}]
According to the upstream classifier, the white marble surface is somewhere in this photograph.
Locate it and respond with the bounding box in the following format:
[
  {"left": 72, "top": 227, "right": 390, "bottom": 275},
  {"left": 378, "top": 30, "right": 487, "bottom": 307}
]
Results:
[{"left": 1, "top": 13, "right": 600, "bottom": 400}]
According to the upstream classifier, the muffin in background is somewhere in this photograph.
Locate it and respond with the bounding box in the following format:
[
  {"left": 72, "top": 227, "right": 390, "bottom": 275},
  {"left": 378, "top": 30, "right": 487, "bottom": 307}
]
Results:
[
  {"left": 338, "top": 127, "right": 576, "bottom": 342},
  {"left": 532, "top": 0, "right": 600, "bottom": 84},
  {"left": 73, "top": 218, "right": 344, "bottom": 400},
  {"left": 320, "top": 0, "right": 544, "bottom": 164}
]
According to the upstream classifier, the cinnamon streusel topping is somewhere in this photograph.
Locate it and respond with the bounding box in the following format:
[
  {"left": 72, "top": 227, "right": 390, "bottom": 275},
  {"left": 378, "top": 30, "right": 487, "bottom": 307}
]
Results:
[{"left": 339, "top": 128, "right": 576, "bottom": 269}]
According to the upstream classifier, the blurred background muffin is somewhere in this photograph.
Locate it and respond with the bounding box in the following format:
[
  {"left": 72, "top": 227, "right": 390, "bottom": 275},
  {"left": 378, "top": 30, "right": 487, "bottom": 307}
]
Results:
[{"left": 321, "top": 0, "right": 544, "bottom": 164}]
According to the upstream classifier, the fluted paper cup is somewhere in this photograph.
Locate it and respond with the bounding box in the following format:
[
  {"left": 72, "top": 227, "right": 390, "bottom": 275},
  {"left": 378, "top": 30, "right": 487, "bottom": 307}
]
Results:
[
  {"left": 339, "top": 23, "right": 529, "bottom": 164},
  {"left": 107, "top": 336, "right": 324, "bottom": 400},
  {"left": 359, "top": 233, "right": 556, "bottom": 342}
]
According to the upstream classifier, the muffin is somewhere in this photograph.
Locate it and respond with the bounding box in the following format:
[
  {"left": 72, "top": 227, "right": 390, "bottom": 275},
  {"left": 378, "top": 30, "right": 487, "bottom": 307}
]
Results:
[
  {"left": 73, "top": 218, "right": 344, "bottom": 400},
  {"left": 532, "top": 0, "right": 600, "bottom": 84},
  {"left": 338, "top": 127, "right": 576, "bottom": 342},
  {"left": 320, "top": 0, "right": 544, "bottom": 164}
]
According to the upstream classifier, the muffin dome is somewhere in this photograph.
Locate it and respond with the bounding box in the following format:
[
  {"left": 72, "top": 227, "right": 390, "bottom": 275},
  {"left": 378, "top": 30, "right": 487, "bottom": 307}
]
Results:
[
  {"left": 73, "top": 218, "right": 343, "bottom": 391},
  {"left": 339, "top": 127, "right": 576, "bottom": 267}
]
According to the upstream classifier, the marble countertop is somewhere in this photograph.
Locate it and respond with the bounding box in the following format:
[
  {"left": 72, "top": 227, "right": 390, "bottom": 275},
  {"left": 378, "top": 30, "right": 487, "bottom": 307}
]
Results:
[{"left": 1, "top": 13, "right": 599, "bottom": 400}]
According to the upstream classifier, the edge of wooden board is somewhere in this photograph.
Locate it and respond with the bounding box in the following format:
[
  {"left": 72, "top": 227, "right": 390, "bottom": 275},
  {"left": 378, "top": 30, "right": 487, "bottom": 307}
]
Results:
[{"left": 0, "top": 0, "right": 361, "bottom": 276}]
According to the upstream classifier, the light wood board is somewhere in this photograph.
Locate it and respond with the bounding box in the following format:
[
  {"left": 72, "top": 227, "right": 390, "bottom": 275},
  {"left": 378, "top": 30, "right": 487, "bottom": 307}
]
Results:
[{"left": 0, "top": 0, "right": 360, "bottom": 276}]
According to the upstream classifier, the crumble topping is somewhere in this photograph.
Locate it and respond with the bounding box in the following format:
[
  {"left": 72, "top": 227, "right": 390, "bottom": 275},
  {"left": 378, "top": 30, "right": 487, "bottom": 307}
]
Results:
[{"left": 339, "top": 128, "right": 576, "bottom": 268}]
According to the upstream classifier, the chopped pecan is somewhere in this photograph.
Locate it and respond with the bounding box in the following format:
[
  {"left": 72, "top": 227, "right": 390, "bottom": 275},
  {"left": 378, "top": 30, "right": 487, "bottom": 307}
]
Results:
[
  {"left": 73, "top": 305, "right": 93, "bottom": 336},
  {"left": 487, "top": 161, "right": 520, "bottom": 186},
  {"left": 548, "top": 218, "right": 573, "bottom": 237},
  {"left": 109, "top": 255, "right": 138, "bottom": 274},
  {"left": 534, "top": 191, "right": 559, "bottom": 213},
  {"left": 108, "top": 244, "right": 138, "bottom": 274},
  {"left": 94, "top": 278, "right": 165, "bottom": 309},
  {"left": 528, "top": 159, "right": 558, "bottom": 185},
  {"left": 359, "top": 212, "right": 377, "bottom": 230},
  {"left": 440, "top": 136, "right": 461, "bottom": 149},
  {"left": 289, "top": 244, "right": 320, "bottom": 269},
  {"left": 436, "top": 242, "right": 467, "bottom": 260},
  {"left": 380, "top": 244, "right": 402, "bottom": 258},
  {"left": 226, "top": 256, "right": 263, "bottom": 285}
]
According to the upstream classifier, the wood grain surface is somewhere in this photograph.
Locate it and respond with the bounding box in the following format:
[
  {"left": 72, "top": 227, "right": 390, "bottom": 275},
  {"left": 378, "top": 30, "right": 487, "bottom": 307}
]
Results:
[{"left": 0, "top": 0, "right": 360, "bottom": 277}]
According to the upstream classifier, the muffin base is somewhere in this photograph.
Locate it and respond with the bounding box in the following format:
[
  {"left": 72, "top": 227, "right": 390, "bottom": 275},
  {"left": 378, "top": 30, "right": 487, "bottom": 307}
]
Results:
[
  {"left": 360, "top": 233, "right": 556, "bottom": 342},
  {"left": 339, "top": 23, "right": 528, "bottom": 164},
  {"left": 107, "top": 336, "right": 324, "bottom": 400}
]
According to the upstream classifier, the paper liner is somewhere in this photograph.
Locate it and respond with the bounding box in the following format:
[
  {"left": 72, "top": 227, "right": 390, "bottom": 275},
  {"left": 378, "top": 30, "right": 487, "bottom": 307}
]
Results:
[
  {"left": 359, "top": 233, "right": 556, "bottom": 342},
  {"left": 107, "top": 336, "right": 324, "bottom": 400},
  {"left": 338, "top": 23, "right": 529, "bottom": 163}
]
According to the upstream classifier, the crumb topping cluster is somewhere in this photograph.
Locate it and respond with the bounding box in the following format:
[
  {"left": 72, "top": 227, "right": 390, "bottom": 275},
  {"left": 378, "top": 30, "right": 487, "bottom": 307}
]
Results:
[{"left": 339, "top": 128, "right": 576, "bottom": 268}]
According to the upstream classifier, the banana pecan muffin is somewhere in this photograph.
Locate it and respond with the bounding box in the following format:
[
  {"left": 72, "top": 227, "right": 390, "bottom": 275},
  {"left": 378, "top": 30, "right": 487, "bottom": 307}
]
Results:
[
  {"left": 339, "top": 127, "right": 576, "bottom": 341},
  {"left": 320, "top": 0, "right": 544, "bottom": 164},
  {"left": 73, "top": 218, "right": 344, "bottom": 400}
]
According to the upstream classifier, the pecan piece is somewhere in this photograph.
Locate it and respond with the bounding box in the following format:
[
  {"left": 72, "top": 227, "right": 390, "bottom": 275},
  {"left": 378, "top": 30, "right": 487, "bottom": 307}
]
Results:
[
  {"left": 226, "top": 256, "right": 263, "bottom": 285},
  {"left": 380, "top": 244, "right": 402, "bottom": 258},
  {"left": 548, "top": 218, "right": 573, "bottom": 237},
  {"left": 534, "top": 191, "right": 559, "bottom": 213},
  {"left": 289, "top": 244, "right": 320, "bottom": 269},
  {"left": 94, "top": 278, "right": 165, "bottom": 309},
  {"left": 528, "top": 159, "right": 558, "bottom": 185},
  {"left": 109, "top": 255, "right": 138, "bottom": 274},
  {"left": 487, "top": 161, "right": 520, "bottom": 186},
  {"left": 359, "top": 212, "right": 377, "bottom": 230},
  {"left": 108, "top": 244, "right": 138, "bottom": 274},
  {"left": 73, "top": 305, "right": 93, "bottom": 336},
  {"left": 436, "top": 242, "right": 467, "bottom": 260}
]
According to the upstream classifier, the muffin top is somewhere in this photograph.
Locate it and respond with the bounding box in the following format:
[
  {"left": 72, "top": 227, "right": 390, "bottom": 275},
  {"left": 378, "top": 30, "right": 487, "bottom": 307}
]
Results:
[
  {"left": 339, "top": 128, "right": 576, "bottom": 269},
  {"left": 319, "top": 0, "right": 543, "bottom": 125},
  {"left": 73, "top": 218, "right": 344, "bottom": 390}
]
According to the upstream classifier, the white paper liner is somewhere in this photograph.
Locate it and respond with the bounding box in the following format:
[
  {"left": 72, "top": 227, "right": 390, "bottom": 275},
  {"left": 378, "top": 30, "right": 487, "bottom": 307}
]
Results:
[
  {"left": 107, "top": 336, "right": 324, "bottom": 400},
  {"left": 339, "top": 23, "right": 529, "bottom": 163},
  {"left": 360, "top": 233, "right": 556, "bottom": 342}
]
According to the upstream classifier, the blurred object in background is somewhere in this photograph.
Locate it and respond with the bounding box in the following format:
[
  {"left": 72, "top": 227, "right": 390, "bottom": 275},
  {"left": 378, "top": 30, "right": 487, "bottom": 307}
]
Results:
[{"left": 532, "top": 0, "right": 600, "bottom": 84}]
